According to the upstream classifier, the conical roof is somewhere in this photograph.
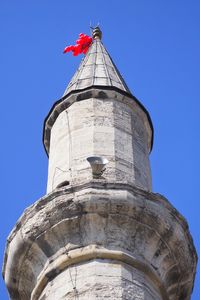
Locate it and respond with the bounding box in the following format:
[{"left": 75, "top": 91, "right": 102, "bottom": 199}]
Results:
[
  {"left": 42, "top": 27, "right": 154, "bottom": 155},
  {"left": 63, "top": 27, "right": 131, "bottom": 97}
]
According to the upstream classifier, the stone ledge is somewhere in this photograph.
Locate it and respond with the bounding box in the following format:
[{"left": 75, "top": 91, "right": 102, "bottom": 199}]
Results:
[
  {"left": 4, "top": 181, "right": 193, "bottom": 242},
  {"left": 31, "top": 245, "right": 169, "bottom": 300}
]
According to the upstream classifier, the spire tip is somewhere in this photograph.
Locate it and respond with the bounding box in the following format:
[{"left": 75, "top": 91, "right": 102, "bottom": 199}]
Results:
[{"left": 92, "top": 26, "right": 102, "bottom": 40}]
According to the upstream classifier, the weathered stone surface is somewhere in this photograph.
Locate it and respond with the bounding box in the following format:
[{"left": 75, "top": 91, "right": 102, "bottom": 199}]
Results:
[
  {"left": 47, "top": 92, "right": 152, "bottom": 193},
  {"left": 38, "top": 259, "right": 162, "bottom": 300},
  {"left": 3, "top": 182, "right": 197, "bottom": 299}
]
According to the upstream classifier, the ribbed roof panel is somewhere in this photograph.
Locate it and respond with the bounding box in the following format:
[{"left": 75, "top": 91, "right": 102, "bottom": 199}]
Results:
[{"left": 63, "top": 38, "right": 131, "bottom": 97}]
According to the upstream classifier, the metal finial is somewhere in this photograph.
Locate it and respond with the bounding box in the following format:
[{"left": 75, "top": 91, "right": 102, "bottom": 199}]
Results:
[{"left": 92, "top": 26, "right": 102, "bottom": 40}]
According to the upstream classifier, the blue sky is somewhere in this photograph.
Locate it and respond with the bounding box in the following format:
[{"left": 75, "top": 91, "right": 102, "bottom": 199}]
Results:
[{"left": 0, "top": 1, "right": 199, "bottom": 298}]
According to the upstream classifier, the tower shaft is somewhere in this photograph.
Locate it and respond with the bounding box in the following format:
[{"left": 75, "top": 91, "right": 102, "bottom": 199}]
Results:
[
  {"left": 46, "top": 91, "right": 152, "bottom": 193},
  {"left": 3, "top": 28, "right": 197, "bottom": 300}
]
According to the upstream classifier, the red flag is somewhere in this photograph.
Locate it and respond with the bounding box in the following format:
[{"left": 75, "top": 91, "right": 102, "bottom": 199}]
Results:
[{"left": 63, "top": 33, "right": 92, "bottom": 56}]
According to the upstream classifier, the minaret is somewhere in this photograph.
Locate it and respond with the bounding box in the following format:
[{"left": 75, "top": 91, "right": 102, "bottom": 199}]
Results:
[{"left": 3, "top": 27, "right": 197, "bottom": 300}]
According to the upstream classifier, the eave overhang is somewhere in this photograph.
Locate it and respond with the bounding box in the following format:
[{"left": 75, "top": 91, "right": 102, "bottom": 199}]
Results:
[{"left": 42, "top": 86, "right": 154, "bottom": 156}]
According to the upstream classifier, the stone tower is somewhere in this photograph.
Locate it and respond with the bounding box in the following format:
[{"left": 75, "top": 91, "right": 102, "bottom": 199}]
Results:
[{"left": 3, "top": 27, "right": 197, "bottom": 300}]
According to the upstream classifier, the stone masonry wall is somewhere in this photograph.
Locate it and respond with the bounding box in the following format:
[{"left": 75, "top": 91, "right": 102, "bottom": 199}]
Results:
[
  {"left": 47, "top": 96, "right": 152, "bottom": 193},
  {"left": 3, "top": 182, "right": 197, "bottom": 300},
  {"left": 39, "top": 259, "right": 162, "bottom": 300}
]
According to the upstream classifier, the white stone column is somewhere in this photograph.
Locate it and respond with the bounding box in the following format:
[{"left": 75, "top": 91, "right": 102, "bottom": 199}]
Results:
[{"left": 46, "top": 89, "right": 152, "bottom": 193}]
